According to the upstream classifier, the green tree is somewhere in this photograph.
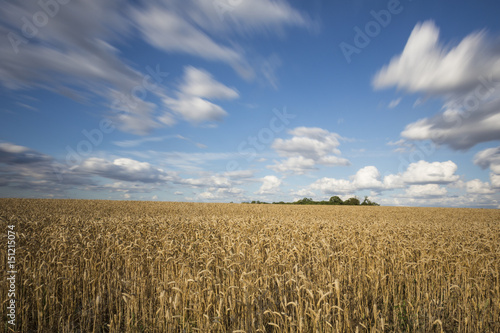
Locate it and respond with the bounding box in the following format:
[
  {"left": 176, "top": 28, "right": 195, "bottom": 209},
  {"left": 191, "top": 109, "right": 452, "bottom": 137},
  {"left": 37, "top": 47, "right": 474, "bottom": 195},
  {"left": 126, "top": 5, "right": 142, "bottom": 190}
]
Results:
[
  {"left": 344, "top": 197, "right": 360, "bottom": 205},
  {"left": 296, "top": 197, "right": 314, "bottom": 204},
  {"left": 329, "top": 196, "right": 343, "bottom": 205},
  {"left": 361, "top": 196, "right": 380, "bottom": 206}
]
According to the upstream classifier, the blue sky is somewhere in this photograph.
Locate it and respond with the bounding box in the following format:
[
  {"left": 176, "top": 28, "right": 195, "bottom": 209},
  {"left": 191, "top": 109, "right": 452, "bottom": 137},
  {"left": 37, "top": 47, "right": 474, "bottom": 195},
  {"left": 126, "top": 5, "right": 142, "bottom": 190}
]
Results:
[{"left": 1, "top": 0, "right": 500, "bottom": 207}]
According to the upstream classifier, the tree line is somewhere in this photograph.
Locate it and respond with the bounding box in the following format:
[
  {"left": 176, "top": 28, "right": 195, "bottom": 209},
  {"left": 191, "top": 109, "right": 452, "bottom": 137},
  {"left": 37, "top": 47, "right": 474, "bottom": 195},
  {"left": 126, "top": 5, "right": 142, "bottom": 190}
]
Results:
[{"left": 242, "top": 196, "right": 379, "bottom": 206}]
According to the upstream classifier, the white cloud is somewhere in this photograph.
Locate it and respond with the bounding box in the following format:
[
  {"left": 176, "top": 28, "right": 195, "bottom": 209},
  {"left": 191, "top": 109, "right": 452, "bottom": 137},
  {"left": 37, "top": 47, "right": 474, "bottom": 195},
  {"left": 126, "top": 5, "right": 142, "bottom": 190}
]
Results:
[
  {"left": 273, "top": 127, "right": 342, "bottom": 158},
  {"left": 269, "top": 127, "right": 350, "bottom": 174},
  {"left": 198, "top": 187, "right": 245, "bottom": 201},
  {"left": 147, "top": 151, "right": 239, "bottom": 172},
  {"left": 400, "top": 160, "right": 459, "bottom": 184},
  {"left": 259, "top": 53, "right": 282, "bottom": 89},
  {"left": 292, "top": 188, "right": 316, "bottom": 197},
  {"left": 269, "top": 156, "right": 316, "bottom": 175},
  {"left": 352, "top": 166, "right": 384, "bottom": 189},
  {"left": 112, "top": 111, "right": 162, "bottom": 136},
  {"left": 465, "top": 179, "right": 495, "bottom": 194},
  {"left": 474, "top": 146, "right": 500, "bottom": 174},
  {"left": 381, "top": 193, "right": 498, "bottom": 208},
  {"left": 77, "top": 157, "right": 174, "bottom": 183},
  {"left": 373, "top": 21, "right": 500, "bottom": 94},
  {"left": 181, "top": 175, "right": 232, "bottom": 188},
  {"left": 310, "top": 177, "right": 355, "bottom": 194},
  {"left": 387, "top": 139, "right": 414, "bottom": 153},
  {"left": 404, "top": 184, "right": 447, "bottom": 198},
  {"left": 163, "top": 66, "right": 238, "bottom": 125},
  {"left": 320, "top": 155, "right": 352, "bottom": 166},
  {"left": 198, "top": 191, "right": 215, "bottom": 200},
  {"left": 383, "top": 174, "right": 405, "bottom": 189},
  {"left": 0, "top": 142, "right": 253, "bottom": 197},
  {"left": 113, "top": 136, "right": 168, "bottom": 148},
  {"left": 0, "top": 1, "right": 312, "bottom": 136},
  {"left": 373, "top": 21, "right": 500, "bottom": 150},
  {"left": 0, "top": 142, "right": 51, "bottom": 164},
  {"left": 131, "top": 0, "right": 312, "bottom": 79},
  {"left": 474, "top": 146, "right": 500, "bottom": 188},
  {"left": 165, "top": 96, "right": 228, "bottom": 124},
  {"left": 256, "top": 175, "right": 282, "bottom": 195},
  {"left": 180, "top": 66, "right": 239, "bottom": 99},
  {"left": 1, "top": 140, "right": 498, "bottom": 206},
  {"left": 413, "top": 98, "right": 423, "bottom": 108},
  {"left": 204, "top": 0, "right": 312, "bottom": 34},
  {"left": 131, "top": 4, "right": 250, "bottom": 77},
  {"left": 309, "top": 161, "right": 461, "bottom": 196},
  {"left": 400, "top": 97, "right": 500, "bottom": 150},
  {"left": 223, "top": 170, "right": 255, "bottom": 179},
  {"left": 379, "top": 160, "right": 460, "bottom": 188},
  {"left": 388, "top": 98, "right": 402, "bottom": 108},
  {"left": 100, "top": 181, "right": 158, "bottom": 194},
  {"left": 113, "top": 134, "right": 207, "bottom": 150},
  {"left": 158, "top": 112, "right": 177, "bottom": 127},
  {"left": 0, "top": 2, "right": 136, "bottom": 90},
  {"left": 491, "top": 174, "right": 500, "bottom": 188},
  {"left": 0, "top": 1, "right": 172, "bottom": 135},
  {"left": 0, "top": 142, "right": 94, "bottom": 193}
]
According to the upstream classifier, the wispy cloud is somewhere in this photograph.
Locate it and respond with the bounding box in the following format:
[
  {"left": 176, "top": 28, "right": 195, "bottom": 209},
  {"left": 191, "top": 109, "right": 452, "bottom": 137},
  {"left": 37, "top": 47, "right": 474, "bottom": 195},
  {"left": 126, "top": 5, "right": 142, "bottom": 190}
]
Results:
[
  {"left": 374, "top": 21, "right": 500, "bottom": 150},
  {"left": 373, "top": 21, "right": 500, "bottom": 95},
  {"left": 388, "top": 97, "right": 402, "bottom": 108},
  {"left": 131, "top": 0, "right": 313, "bottom": 80},
  {"left": 162, "top": 66, "right": 239, "bottom": 125},
  {"left": 113, "top": 134, "right": 206, "bottom": 149},
  {"left": 0, "top": 0, "right": 314, "bottom": 136}
]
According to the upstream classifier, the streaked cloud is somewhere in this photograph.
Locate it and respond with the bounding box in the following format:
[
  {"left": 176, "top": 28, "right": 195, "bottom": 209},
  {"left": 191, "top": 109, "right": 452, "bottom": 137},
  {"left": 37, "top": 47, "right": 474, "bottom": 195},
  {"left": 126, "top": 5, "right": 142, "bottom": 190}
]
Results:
[
  {"left": 163, "top": 66, "right": 239, "bottom": 125},
  {"left": 388, "top": 97, "right": 402, "bottom": 109}
]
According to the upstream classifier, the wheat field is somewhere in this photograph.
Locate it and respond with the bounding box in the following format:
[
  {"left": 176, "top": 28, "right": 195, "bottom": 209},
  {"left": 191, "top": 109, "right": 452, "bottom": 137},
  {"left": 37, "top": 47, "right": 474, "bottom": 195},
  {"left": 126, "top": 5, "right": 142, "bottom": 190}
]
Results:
[{"left": 0, "top": 198, "right": 499, "bottom": 332}]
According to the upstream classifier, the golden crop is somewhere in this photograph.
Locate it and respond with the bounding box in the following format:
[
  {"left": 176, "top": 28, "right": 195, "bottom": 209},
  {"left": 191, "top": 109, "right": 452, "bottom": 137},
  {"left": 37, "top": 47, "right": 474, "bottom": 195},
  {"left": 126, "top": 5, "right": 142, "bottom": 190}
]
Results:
[{"left": 1, "top": 198, "right": 499, "bottom": 332}]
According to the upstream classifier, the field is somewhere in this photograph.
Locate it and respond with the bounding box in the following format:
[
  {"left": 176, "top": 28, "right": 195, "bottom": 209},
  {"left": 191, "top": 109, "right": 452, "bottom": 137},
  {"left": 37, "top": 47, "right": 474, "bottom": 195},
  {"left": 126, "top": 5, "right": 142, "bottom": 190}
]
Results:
[{"left": 1, "top": 199, "right": 499, "bottom": 332}]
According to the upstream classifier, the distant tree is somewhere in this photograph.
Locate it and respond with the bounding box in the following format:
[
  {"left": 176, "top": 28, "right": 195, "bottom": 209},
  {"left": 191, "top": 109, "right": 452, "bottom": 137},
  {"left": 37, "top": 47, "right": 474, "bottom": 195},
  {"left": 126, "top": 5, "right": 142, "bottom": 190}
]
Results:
[
  {"left": 247, "top": 196, "right": 378, "bottom": 206},
  {"left": 361, "top": 196, "right": 380, "bottom": 206},
  {"left": 329, "top": 196, "right": 343, "bottom": 205},
  {"left": 295, "top": 197, "right": 314, "bottom": 204},
  {"left": 344, "top": 197, "right": 360, "bottom": 205}
]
